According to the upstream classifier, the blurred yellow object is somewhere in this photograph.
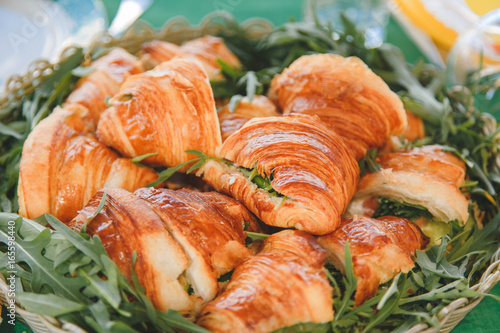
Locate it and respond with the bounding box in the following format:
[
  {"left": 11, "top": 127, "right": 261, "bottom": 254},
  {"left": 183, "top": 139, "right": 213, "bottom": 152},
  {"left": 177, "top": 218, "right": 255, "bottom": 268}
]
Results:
[
  {"left": 392, "top": 0, "right": 458, "bottom": 50},
  {"left": 465, "top": 0, "right": 500, "bottom": 16}
]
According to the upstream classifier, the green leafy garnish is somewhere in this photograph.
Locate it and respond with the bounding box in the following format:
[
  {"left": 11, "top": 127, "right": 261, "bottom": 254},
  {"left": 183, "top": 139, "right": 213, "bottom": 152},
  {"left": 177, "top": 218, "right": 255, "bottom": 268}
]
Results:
[
  {"left": 372, "top": 197, "right": 433, "bottom": 221},
  {"left": 130, "top": 152, "right": 158, "bottom": 168},
  {"left": 358, "top": 149, "right": 381, "bottom": 177},
  {"left": 146, "top": 150, "right": 231, "bottom": 187},
  {"left": 0, "top": 213, "right": 210, "bottom": 333},
  {"left": 240, "top": 166, "right": 284, "bottom": 197}
]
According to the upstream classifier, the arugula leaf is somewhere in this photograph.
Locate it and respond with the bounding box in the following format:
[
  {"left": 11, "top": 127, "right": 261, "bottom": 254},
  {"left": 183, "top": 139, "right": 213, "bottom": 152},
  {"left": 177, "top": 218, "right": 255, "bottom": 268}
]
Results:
[
  {"left": 0, "top": 216, "right": 89, "bottom": 302},
  {"left": 372, "top": 197, "right": 433, "bottom": 221},
  {"left": 130, "top": 152, "right": 158, "bottom": 168},
  {"left": 358, "top": 148, "right": 380, "bottom": 177},
  {"left": 16, "top": 292, "right": 86, "bottom": 317},
  {"left": 240, "top": 166, "right": 285, "bottom": 197},
  {"left": 147, "top": 150, "right": 231, "bottom": 187},
  {"left": 245, "top": 231, "right": 270, "bottom": 241},
  {"left": 334, "top": 241, "right": 357, "bottom": 321}
]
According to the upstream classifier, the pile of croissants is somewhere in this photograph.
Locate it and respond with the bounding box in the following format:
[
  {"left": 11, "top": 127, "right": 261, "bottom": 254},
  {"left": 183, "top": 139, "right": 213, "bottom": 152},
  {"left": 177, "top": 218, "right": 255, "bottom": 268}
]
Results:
[{"left": 17, "top": 35, "right": 470, "bottom": 333}]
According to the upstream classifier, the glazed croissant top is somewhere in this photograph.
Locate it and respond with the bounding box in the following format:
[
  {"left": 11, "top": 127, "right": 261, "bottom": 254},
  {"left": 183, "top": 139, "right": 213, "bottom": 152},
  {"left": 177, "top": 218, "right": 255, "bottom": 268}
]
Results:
[
  {"left": 217, "top": 95, "right": 281, "bottom": 141},
  {"left": 141, "top": 36, "right": 241, "bottom": 79},
  {"left": 346, "top": 145, "right": 469, "bottom": 223},
  {"left": 70, "top": 187, "right": 256, "bottom": 317},
  {"left": 17, "top": 106, "right": 158, "bottom": 223},
  {"left": 378, "top": 145, "right": 465, "bottom": 187},
  {"left": 200, "top": 114, "right": 359, "bottom": 235},
  {"left": 65, "top": 48, "right": 144, "bottom": 126},
  {"left": 317, "top": 215, "right": 428, "bottom": 306},
  {"left": 197, "top": 230, "right": 333, "bottom": 333},
  {"left": 268, "top": 54, "right": 407, "bottom": 160},
  {"left": 96, "top": 58, "right": 222, "bottom": 170}
]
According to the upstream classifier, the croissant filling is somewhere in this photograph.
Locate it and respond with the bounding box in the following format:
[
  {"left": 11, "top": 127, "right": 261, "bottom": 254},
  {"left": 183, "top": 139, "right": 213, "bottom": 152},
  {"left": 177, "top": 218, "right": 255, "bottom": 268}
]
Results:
[{"left": 346, "top": 145, "right": 469, "bottom": 227}]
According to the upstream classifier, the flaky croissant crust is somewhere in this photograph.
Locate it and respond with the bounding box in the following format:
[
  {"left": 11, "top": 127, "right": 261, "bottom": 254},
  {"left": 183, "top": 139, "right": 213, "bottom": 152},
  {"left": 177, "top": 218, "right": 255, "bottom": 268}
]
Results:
[
  {"left": 197, "top": 230, "right": 333, "bottom": 333},
  {"left": 317, "top": 215, "right": 428, "bottom": 305},
  {"left": 217, "top": 95, "right": 280, "bottom": 142},
  {"left": 201, "top": 114, "right": 359, "bottom": 235},
  {"left": 70, "top": 188, "right": 256, "bottom": 317},
  {"left": 268, "top": 54, "right": 407, "bottom": 159},
  {"left": 347, "top": 145, "right": 469, "bottom": 223},
  {"left": 17, "top": 106, "right": 158, "bottom": 223},
  {"left": 140, "top": 36, "right": 241, "bottom": 80},
  {"left": 97, "top": 58, "right": 222, "bottom": 170},
  {"left": 65, "top": 48, "right": 144, "bottom": 126}
]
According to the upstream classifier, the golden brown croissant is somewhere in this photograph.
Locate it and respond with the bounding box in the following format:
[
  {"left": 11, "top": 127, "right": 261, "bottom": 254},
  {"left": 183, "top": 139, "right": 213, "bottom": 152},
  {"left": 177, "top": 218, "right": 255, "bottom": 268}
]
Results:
[
  {"left": 403, "top": 110, "right": 425, "bottom": 143},
  {"left": 70, "top": 188, "right": 192, "bottom": 313},
  {"left": 140, "top": 40, "right": 186, "bottom": 70},
  {"left": 217, "top": 95, "right": 281, "bottom": 141},
  {"left": 70, "top": 187, "right": 256, "bottom": 317},
  {"left": 200, "top": 114, "right": 359, "bottom": 235},
  {"left": 268, "top": 54, "right": 407, "bottom": 160},
  {"left": 381, "top": 110, "right": 426, "bottom": 153},
  {"left": 346, "top": 145, "right": 469, "bottom": 224},
  {"left": 317, "top": 215, "right": 428, "bottom": 306},
  {"left": 17, "top": 107, "right": 158, "bottom": 223},
  {"left": 96, "top": 58, "right": 222, "bottom": 170},
  {"left": 196, "top": 230, "right": 333, "bottom": 333},
  {"left": 65, "top": 48, "right": 144, "bottom": 126},
  {"left": 140, "top": 36, "right": 241, "bottom": 80}
]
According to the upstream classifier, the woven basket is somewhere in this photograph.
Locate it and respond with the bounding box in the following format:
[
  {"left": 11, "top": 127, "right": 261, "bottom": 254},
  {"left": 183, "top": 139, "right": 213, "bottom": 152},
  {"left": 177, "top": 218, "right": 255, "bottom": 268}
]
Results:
[{"left": 0, "top": 11, "right": 499, "bottom": 333}]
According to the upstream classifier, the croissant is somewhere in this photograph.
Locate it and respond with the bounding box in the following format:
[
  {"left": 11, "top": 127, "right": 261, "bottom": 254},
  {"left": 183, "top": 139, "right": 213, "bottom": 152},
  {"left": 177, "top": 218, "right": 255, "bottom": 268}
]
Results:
[
  {"left": 346, "top": 145, "right": 469, "bottom": 224},
  {"left": 70, "top": 187, "right": 255, "bottom": 317},
  {"left": 140, "top": 36, "right": 241, "bottom": 79},
  {"left": 196, "top": 230, "right": 333, "bottom": 333},
  {"left": 65, "top": 48, "right": 144, "bottom": 126},
  {"left": 200, "top": 114, "right": 359, "bottom": 235},
  {"left": 96, "top": 58, "right": 222, "bottom": 170},
  {"left": 317, "top": 215, "right": 428, "bottom": 306},
  {"left": 381, "top": 110, "right": 426, "bottom": 153},
  {"left": 217, "top": 95, "right": 281, "bottom": 141},
  {"left": 268, "top": 54, "right": 407, "bottom": 159},
  {"left": 140, "top": 40, "right": 186, "bottom": 70},
  {"left": 17, "top": 107, "right": 158, "bottom": 223}
]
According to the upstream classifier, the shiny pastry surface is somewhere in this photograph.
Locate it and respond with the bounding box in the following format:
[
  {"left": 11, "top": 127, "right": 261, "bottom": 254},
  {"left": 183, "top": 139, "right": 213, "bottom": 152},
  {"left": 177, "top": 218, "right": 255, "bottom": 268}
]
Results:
[
  {"left": 70, "top": 188, "right": 256, "bottom": 317},
  {"left": 96, "top": 58, "right": 222, "bottom": 170},
  {"left": 65, "top": 48, "right": 144, "bottom": 126},
  {"left": 317, "top": 215, "right": 428, "bottom": 305},
  {"left": 197, "top": 230, "right": 333, "bottom": 333},
  {"left": 17, "top": 106, "right": 157, "bottom": 223},
  {"left": 217, "top": 95, "right": 280, "bottom": 141},
  {"left": 140, "top": 36, "right": 241, "bottom": 79},
  {"left": 268, "top": 54, "right": 407, "bottom": 159},
  {"left": 201, "top": 114, "right": 360, "bottom": 235}
]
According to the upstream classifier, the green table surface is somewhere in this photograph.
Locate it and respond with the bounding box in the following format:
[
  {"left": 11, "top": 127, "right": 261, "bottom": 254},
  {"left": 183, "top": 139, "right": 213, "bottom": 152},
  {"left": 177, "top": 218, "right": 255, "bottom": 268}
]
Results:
[{"left": 3, "top": 0, "right": 499, "bottom": 332}]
